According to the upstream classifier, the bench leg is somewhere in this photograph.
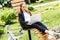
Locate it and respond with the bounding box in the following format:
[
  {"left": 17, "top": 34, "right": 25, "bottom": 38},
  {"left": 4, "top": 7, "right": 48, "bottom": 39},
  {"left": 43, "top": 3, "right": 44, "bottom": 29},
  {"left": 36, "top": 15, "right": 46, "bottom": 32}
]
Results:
[{"left": 28, "top": 30, "right": 32, "bottom": 40}]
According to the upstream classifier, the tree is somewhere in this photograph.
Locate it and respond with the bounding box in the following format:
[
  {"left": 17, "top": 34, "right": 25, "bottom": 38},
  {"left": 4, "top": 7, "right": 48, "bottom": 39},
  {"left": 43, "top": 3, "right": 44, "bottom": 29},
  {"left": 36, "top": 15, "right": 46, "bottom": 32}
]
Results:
[
  {"left": 28, "top": 0, "right": 31, "bottom": 4},
  {"left": 0, "top": 0, "right": 7, "bottom": 4},
  {"left": 30, "top": 0, "right": 36, "bottom": 3},
  {"left": 25, "top": 0, "right": 36, "bottom": 4}
]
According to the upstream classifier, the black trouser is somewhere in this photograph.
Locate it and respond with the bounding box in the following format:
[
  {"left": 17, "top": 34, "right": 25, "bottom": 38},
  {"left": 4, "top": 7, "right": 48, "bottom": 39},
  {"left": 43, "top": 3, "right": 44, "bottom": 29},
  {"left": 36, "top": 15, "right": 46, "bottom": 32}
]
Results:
[{"left": 24, "top": 22, "right": 48, "bottom": 33}]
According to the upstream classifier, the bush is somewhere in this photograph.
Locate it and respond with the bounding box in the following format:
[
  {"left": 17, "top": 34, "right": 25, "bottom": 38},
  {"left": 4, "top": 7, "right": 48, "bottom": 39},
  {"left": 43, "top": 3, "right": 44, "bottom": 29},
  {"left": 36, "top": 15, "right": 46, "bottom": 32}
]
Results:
[
  {"left": 28, "top": 6, "right": 34, "bottom": 11},
  {"left": 30, "top": 0, "right": 36, "bottom": 3},
  {"left": 0, "top": 27, "right": 4, "bottom": 35},
  {"left": 40, "top": 1, "right": 44, "bottom": 3},
  {"left": 43, "top": 0, "right": 56, "bottom": 2},
  {"left": 8, "top": 13, "right": 16, "bottom": 20},
  {"left": 0, "top": 0, "right": 7, "bottom": 4},
  {"left": 1, "top": 13, "right": 16, "bottom": 25},
  {"left": 0, "top": 30, "right": 4, "bottom": 35}
]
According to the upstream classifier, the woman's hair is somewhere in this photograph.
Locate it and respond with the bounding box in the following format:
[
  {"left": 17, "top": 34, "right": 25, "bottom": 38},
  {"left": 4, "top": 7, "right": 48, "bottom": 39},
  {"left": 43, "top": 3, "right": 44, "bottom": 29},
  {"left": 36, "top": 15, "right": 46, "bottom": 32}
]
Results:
[
  {"left": 20, "top": 2, "right": 32, "bottom": 16},
  {"left": 20, "top": 2, "right": 23, "bottom": 13}
]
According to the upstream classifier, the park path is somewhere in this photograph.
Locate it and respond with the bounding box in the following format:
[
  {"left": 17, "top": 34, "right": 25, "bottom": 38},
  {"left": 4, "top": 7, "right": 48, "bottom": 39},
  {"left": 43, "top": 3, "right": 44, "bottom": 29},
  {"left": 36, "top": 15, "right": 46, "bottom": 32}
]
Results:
[
  {"left": 33, "top": 1, "right": 60, "bottom": 8},
  {"left": 0, "top": 1, "right": 60, "bottom": 8}
]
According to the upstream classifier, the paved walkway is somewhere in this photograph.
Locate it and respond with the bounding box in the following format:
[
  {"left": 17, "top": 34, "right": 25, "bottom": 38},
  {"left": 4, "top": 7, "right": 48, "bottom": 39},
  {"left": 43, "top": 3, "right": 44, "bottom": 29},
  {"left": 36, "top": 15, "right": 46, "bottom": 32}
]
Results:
[{"left": 33, "top": 1, "right": 60, "bottom": 8}]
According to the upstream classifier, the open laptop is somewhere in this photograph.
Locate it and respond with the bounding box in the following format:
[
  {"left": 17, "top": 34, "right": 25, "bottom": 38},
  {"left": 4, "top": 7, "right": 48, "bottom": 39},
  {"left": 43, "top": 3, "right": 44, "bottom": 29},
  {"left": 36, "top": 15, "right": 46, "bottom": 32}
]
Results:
[{"left": 27, "top": 14, "right": 41, "bottom": 25}]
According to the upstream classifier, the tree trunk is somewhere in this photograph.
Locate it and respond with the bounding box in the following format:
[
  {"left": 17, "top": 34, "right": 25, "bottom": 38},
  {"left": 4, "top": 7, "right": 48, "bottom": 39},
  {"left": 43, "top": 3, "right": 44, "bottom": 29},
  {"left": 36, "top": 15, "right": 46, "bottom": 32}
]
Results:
[
  {"left": 28, "top": 0, "right": 31, "bottom": 4},
  {"left": 25, "top": 0, "right": 31, "bottom": 4}
]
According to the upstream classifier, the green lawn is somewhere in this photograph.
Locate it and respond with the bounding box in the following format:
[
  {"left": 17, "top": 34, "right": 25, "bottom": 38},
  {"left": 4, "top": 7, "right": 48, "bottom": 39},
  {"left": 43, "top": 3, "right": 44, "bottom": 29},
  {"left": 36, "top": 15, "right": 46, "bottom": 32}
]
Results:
[
  {"left": 0, "top": 1, "right": 60, "bottom": 40},
  {"left": 35, "top": 2, "right": 60, "bottom": 28}
]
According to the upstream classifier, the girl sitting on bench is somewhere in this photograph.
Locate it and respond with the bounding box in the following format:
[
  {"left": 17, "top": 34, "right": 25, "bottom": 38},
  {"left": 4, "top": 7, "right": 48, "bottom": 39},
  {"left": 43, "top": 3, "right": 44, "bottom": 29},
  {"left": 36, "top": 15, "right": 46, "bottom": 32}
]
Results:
[{"left": 18, "top": 2, "right": 54, "bottom": 39}]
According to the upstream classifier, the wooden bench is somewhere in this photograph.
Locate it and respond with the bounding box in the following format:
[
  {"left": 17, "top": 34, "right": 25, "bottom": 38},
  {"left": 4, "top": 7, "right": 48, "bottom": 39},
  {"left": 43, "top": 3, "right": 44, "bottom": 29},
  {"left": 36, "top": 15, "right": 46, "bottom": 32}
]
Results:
[
  {"left": 10, "top": 0, "right": 57, "bottom": 40},
  {"left": 33, "top": 29, "right": 56, "bottom": 40}
]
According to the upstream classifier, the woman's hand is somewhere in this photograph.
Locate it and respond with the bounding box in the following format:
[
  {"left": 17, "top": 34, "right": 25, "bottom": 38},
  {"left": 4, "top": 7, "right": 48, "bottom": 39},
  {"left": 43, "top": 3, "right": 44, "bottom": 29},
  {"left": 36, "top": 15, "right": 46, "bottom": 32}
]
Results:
[
  {"left": 27, "top": 21, "right": 32, "bottom": 25},
  {"left": 22, "top": 5, "right": 30, "bottom": 13}
]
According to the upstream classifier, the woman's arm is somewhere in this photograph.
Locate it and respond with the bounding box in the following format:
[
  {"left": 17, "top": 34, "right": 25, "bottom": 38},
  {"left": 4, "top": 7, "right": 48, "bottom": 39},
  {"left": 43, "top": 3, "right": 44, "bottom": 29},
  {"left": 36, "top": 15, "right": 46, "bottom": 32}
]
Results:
[{"left": 18, "top": 13, "right": 28, "bottom": 25}]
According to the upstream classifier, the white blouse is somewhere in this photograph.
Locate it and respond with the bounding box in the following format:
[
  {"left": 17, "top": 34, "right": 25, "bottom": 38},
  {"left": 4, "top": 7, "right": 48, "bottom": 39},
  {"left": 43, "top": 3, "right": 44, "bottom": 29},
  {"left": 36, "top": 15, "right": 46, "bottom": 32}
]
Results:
[{"left": 24, "top": 12, "right": 31, "bottom": 22}]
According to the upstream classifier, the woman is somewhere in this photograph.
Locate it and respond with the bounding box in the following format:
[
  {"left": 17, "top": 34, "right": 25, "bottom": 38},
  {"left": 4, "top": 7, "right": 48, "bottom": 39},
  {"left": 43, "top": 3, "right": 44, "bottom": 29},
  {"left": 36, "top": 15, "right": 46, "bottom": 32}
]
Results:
[{"left": 18, "top": 2, "right": 54, "bottom": 39}]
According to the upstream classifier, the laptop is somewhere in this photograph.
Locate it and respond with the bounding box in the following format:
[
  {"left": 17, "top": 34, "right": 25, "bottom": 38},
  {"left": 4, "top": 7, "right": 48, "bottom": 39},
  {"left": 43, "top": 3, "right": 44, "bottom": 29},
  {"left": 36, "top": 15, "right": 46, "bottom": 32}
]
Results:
[{"left": 27, "top": 14, "right": 41, "bottom": 25}]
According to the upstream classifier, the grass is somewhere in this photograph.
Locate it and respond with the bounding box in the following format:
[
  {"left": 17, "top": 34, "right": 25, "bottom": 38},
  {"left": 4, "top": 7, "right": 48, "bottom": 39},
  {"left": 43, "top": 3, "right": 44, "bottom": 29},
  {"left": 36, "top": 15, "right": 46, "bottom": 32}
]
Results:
[
  {"left": 33, "top": 2, "right": 60, "bottom": 28},
  {"left": 42, "top": 8, "right": 60, "bottom": 28},
  {"left": 0, "top": 1, "right": 60, "bottom": 40}
]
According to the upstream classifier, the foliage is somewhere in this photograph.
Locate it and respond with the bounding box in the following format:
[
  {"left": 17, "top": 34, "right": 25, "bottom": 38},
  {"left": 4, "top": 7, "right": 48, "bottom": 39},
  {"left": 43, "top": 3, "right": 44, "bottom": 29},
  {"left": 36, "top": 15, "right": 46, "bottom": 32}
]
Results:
[
  {"left": 0, "top": 7, "right": 16, "bottom": 25},
  {"left": 0, "top": 0, "right": 7, "bottom": 4},
  {"left": 25, "top": 0, "right": 36, "bottom": 4},
  {"left": 1, "top": 13, "right": 16, "bottom": 25},
  {"left": 8, "top": 13, "right": 16, "bottom": 20},
  {"left": 43, "top": 0, "right": 56, "bottom": 2},
  {"left": 30, "top": 0, "right": 36, "bottom": 3},
  {"left": 0, "top": 27, "right": 4, "bottom": 35},
  {"left": 40, "top": 0, "right": 44, "bottom": 3},
  {"left": 28, "top": 6, "right": 35, "bottom": 11}
]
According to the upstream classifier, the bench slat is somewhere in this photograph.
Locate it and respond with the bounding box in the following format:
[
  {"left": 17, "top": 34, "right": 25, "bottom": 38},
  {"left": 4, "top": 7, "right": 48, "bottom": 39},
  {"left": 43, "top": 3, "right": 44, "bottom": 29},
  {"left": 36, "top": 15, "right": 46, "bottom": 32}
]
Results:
[
  {"left": 11, "top": 3, "right": 20, "bottom": 7},
  {"left": 11, "top": 0, "right": 24, "bottom": 16},
  {"left": 11, "top": 0, "right": 24, "bottom": 4}
]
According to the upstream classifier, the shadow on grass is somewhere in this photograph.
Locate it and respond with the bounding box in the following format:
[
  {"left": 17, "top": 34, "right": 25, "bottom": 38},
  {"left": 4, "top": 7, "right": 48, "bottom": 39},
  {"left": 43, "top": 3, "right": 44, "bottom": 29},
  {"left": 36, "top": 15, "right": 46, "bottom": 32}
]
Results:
[{"left": 5, "top": 21, "right": 17, "bottom": 25}]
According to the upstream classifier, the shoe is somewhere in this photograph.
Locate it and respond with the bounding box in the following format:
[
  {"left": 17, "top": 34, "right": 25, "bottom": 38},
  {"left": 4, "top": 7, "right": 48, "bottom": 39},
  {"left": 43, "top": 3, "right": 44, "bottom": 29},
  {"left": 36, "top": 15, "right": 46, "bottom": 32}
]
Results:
[
  {"left": 48, "top": 31, "right": 54, "bottom": 36},
  {"left": 48, "top": 35, "right": 56, "bottom": 40},
  {"left": 48, "top": 31, "right": 54, "bottom": 39},
  {"left": 48, "top": 35, "right": 54, "bottom": 39}
]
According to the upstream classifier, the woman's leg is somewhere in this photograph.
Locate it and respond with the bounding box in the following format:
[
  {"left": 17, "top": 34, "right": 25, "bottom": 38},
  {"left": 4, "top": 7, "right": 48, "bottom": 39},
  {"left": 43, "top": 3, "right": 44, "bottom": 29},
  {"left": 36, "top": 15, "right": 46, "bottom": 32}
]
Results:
[
  {"left": 24, "top": 22, "right": 54, "bottom": 35},
  {"left": 25, "top": 22, "right": 54, "bottom": 39},
  {"left": 24, "top": 22, "right": 48, "bottom": 33},
  {"left": 31, "top": 23, "right": 54, "bottom": 38},
  {"left": 31, "top": 23, "right": 48, "bottom": 33},
  {"left": 35, "top": 22, "right": 48, "bottom": 30}
]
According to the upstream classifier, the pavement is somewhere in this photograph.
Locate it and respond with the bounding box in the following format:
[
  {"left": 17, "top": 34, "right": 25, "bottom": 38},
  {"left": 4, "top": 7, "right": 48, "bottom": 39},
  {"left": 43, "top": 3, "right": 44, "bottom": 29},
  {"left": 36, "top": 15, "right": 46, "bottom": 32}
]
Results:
[{"left": 33, "top": 1, "right": 60, "bottom": 8}]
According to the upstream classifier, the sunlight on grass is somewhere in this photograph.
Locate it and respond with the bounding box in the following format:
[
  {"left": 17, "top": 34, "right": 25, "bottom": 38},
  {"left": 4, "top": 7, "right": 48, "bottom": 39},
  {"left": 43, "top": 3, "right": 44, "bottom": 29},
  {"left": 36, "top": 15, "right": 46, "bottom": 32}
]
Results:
[{"left": 33, "top": 2, "right": 60, "bottom": 29}]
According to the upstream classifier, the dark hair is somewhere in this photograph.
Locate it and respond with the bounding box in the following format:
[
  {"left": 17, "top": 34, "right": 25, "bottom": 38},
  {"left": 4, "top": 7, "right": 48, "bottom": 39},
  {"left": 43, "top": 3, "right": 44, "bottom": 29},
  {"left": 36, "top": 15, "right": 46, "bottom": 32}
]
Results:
[
  {"left": 20, "top": 2, "right": 32, "bottom": 16},
  {"left": 20, "top": 3, "right": 23, "bottom": 13}
]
